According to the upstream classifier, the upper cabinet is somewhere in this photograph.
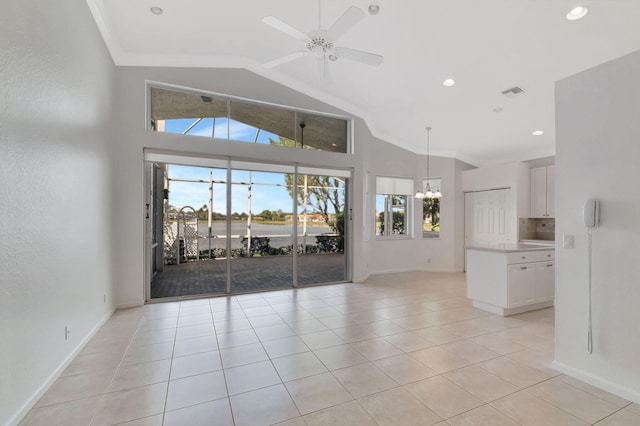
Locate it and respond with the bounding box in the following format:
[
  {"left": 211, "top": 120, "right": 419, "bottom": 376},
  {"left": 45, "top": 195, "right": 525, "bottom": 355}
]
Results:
[{"left": 530, "top": 165, "right": 555, "bottom": 218}]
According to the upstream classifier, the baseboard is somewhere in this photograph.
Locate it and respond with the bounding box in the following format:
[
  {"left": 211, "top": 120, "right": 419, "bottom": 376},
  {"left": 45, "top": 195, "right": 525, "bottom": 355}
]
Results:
[
  {"left": 369, "top": 266, "right": 462, "bottom": 276},
  {"left": 6, "top": 308, "right": 116, "bottom": 426},
  {"left": 352, "top": 272, "right": 371, "bottom": 283},
  {"left": 551, "top": 360, "right": 640, "bottom": 404},
  {"left": 116, "top": 301, "right": 145, "bottom": 309},
  {"left": 472, "top": 300, "right": 554, "bottom": 317}
]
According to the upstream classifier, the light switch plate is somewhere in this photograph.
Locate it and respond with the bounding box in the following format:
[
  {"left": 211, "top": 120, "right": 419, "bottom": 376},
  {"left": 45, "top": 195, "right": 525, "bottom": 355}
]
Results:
[{"left": 563, "top": 234, "right": 575, "bottom": 248}]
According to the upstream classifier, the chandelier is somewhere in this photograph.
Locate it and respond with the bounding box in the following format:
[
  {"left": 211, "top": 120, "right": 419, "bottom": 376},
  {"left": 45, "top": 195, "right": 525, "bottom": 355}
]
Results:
[{"left": 415, "top": 126, "right": 442, "bottom": 199}]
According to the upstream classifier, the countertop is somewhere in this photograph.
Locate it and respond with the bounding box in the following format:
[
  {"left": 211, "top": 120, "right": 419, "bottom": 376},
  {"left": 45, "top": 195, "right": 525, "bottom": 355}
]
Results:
[
  {"left": 466, "top": 243, "right": 555, "bottom": 253},
  {"left": 519, "top": 239, "right": 555, "bottom": 246}
]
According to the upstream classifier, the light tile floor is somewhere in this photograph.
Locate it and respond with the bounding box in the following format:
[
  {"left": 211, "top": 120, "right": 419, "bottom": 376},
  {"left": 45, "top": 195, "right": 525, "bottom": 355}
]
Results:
[{"left": 21, "top": 272, "right": 640, "bottom": 425}]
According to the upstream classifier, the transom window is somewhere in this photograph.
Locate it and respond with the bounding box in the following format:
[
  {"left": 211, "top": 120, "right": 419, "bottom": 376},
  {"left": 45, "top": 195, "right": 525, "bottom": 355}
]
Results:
[{"left": 148, "top": 85, "right": 351, "bottom": 153}]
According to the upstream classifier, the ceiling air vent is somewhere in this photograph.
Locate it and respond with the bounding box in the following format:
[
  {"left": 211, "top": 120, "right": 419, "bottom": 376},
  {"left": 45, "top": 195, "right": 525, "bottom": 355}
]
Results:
[{"left": 501, "top": 86, "right": 525, "bottom": 98}]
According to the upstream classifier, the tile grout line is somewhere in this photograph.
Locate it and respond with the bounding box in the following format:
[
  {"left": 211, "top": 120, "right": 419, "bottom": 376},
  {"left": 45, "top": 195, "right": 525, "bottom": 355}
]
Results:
[{"left": 88, "top": 308, "right": 149, "bottom": 426}]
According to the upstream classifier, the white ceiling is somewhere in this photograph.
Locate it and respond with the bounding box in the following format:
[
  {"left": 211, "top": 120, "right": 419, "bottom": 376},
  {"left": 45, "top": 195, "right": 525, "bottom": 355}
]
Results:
[{"left": 87, "top": 0, "right": 640, "bottom": 166}]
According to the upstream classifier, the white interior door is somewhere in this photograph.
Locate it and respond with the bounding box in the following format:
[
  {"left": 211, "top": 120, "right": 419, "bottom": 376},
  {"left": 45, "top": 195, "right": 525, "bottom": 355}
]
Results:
[{"left": 465, "top": 188, "right": 513, "bottom": 246}]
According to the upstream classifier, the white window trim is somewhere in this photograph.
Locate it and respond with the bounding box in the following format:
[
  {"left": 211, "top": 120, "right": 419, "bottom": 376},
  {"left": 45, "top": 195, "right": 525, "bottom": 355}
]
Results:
[{"left": 375, "top": 176, "right": 413, "bottom": 240}]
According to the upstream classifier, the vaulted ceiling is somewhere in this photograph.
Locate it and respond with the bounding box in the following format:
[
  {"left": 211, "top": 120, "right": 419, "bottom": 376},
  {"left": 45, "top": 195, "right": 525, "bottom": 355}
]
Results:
[{"left": 87, "top": 0, "right": 640, "bottom": 166}]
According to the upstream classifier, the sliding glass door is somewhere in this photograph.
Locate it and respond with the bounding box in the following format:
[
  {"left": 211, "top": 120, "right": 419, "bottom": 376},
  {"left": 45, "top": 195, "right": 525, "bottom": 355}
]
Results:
[
  {"left": 144, "top": 154, "right": 351, "bottom": 300},
  {"left": 230, "top": 168, "right": 294, "bottom": 292},
  {"left": 296, "top": 172, "right": 348, "bottom": 285},
  {"left": 147, "top": 163, "right": 228, "bottom": 298}
]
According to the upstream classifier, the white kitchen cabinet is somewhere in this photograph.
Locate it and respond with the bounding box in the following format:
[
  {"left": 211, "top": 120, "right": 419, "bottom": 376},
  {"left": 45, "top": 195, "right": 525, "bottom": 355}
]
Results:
[
  {"left": 508, "top": 263, "right": 536, "bottom": 307},
  {"left": 535, "top": 261, "right": 555, "bottom": 302},
  {"left": 530, "top": 165, "right": 555, "bottom": 218},
  {"left": 466, "top": 246, "right": 555, "bottom": 316}
]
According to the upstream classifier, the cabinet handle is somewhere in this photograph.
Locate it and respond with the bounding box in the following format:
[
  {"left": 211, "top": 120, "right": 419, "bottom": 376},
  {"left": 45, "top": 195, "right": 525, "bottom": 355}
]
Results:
[
  {"left": 521, "top": 266, "right": 527, "bottom": 270},
  {"left": 547, "top": 264, "right": 553, "bottom": 267},
  {"left": 547, "top": 254, "right": 551, "bottom": 257},
  {"left": 521, "top": 256, "right": 526, "bottom": 259}
]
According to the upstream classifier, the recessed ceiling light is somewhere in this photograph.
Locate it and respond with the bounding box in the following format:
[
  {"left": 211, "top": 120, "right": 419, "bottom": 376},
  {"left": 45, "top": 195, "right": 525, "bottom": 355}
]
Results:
[
  {"left": 328, "top": 54, "right": 338, "bottom": 61},
  {"left": 532, "top": 130, "right": 544, "bottom": 136},
  {"left": 150, "top": 6, "right": 163, "bottom": 15},
  {"left": 368, "top": 4, "right": 380, "bottom": 15},
  {"left": 493, "top": 106, "right": 504, "bottom": 113},
  {"left": 443, "top": 78, "right": 456, "bottom": 87},
  {"left": 566, "top": 6, "right": 588, "bottom": 21}
]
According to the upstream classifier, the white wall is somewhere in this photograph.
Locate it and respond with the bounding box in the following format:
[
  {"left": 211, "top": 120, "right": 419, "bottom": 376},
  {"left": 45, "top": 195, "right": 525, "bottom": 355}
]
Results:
[
  {"left": 360, "top": 131, "right": 472, "bottom": 278},
  {"left": 554, "top": 49, "right": 640, "bottom": 402},
  {"left": 0, "top": 0, "right": 117, "bottom": 424}
]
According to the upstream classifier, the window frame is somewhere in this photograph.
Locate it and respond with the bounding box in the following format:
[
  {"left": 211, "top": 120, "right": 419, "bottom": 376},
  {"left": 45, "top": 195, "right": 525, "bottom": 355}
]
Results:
[
  {"left": 420, "top": 177, "right": 442, "bottom": 239},
  {"left": 145, "top": 81, "right": 354, "bottom": 154},
  {"left": 375, "top": 176, "right": 413, "bottom": 240}
]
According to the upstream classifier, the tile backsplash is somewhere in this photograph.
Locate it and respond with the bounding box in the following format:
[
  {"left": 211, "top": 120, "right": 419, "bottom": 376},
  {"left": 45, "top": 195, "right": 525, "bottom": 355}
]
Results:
[{"left": 519, "top": 218, "right": 555, "bottom": 241}]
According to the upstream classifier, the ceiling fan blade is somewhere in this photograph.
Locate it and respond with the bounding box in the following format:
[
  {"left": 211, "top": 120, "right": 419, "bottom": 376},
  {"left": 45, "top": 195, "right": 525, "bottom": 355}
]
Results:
[
  {"left": 326, "top": 6, "right": 365, "bottom": 41},
  {"left": 262, "top": 16, "right": 310, "bottom": 42},
  {"left": 335, "top": 46, "right": 383, "bottom": 66},
  {"left": 263, "top": 51, "right": 308, "bottom": 68}
]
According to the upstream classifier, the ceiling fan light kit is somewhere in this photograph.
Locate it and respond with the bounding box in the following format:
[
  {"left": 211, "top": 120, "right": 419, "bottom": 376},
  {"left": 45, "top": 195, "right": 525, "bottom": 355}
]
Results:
[{"left": 262, "top": 2, "right": 383, "bottom": 78}]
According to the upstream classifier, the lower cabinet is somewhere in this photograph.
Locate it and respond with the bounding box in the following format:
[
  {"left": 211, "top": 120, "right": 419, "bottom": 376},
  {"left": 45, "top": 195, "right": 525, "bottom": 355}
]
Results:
[
  {"left": 466, "top": 248, "right": 555, "bottom": 316},
  {"left": 535, "top": 261, "right": 555, "bottom": 302},
  {"left": 507, "top": 264, "right": 536, "bottom": 307},
  {"left": 507, "top": 252, "right": 555, "bottom": 308}
]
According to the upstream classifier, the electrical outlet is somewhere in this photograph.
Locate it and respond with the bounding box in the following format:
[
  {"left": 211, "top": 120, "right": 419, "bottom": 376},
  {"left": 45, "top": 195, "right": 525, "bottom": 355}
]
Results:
[{"left": 65, "top": 326, "right": 70, "bottom": 341}]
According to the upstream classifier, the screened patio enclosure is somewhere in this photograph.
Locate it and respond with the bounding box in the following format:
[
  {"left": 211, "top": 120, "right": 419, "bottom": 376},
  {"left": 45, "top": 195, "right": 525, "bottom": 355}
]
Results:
[{"left": 144, "top": 154, "right": 350, "bottom": 300}]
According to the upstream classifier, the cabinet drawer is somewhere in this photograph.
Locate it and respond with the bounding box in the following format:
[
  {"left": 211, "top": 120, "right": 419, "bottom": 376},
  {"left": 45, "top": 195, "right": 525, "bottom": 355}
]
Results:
[
  {"left": 535, "top": 251, "right": 555, "bottom": 262},
  {"left": 507, "top": 251, "right": 538, "bottom": 264}
]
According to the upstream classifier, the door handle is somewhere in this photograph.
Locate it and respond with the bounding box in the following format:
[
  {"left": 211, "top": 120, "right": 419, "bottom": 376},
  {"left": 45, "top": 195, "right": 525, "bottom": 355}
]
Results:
[{"left": 146, "top": 203, "right": 150, "bottom": 219}]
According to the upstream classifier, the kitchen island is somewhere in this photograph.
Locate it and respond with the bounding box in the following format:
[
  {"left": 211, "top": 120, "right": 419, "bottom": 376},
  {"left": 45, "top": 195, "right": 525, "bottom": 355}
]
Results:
[{"left": 466, "top": 243, "right": 555, "bottom": 316}]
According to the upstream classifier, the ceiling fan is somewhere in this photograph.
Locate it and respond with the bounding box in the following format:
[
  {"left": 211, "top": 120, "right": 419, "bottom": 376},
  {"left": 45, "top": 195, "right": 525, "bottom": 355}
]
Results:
[{"left": 261, "top": 2, "right": 383, "bottom": 79}]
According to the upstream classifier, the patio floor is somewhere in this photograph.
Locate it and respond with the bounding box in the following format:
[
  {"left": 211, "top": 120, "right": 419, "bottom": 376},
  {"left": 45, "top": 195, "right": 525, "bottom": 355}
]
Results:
[{"left": 151, "top": 253, "right": 346, "bottom": 299}]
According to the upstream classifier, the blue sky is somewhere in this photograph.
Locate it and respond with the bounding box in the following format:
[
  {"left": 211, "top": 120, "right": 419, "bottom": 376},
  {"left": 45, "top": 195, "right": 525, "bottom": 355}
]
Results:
[
  {"left": 165, "top": 118, "right": 289, "bottom": 213},
  {"left": 166, "top": 117, "right": 280, "bottom": 145},
  {"left": 168, "top": 165, "right": 294, "bottom": 214}
]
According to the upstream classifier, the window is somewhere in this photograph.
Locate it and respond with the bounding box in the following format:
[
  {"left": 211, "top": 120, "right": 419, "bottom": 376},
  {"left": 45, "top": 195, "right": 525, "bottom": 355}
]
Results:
[
  {"left": 375, "top": 176, "right": 413, "bottom": 238},
  {"left": 421, "top": 178, "right": 441, "bottom": 239},
  {"left": 148, "top": 85, "right": 351, "bottom": 153}
]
